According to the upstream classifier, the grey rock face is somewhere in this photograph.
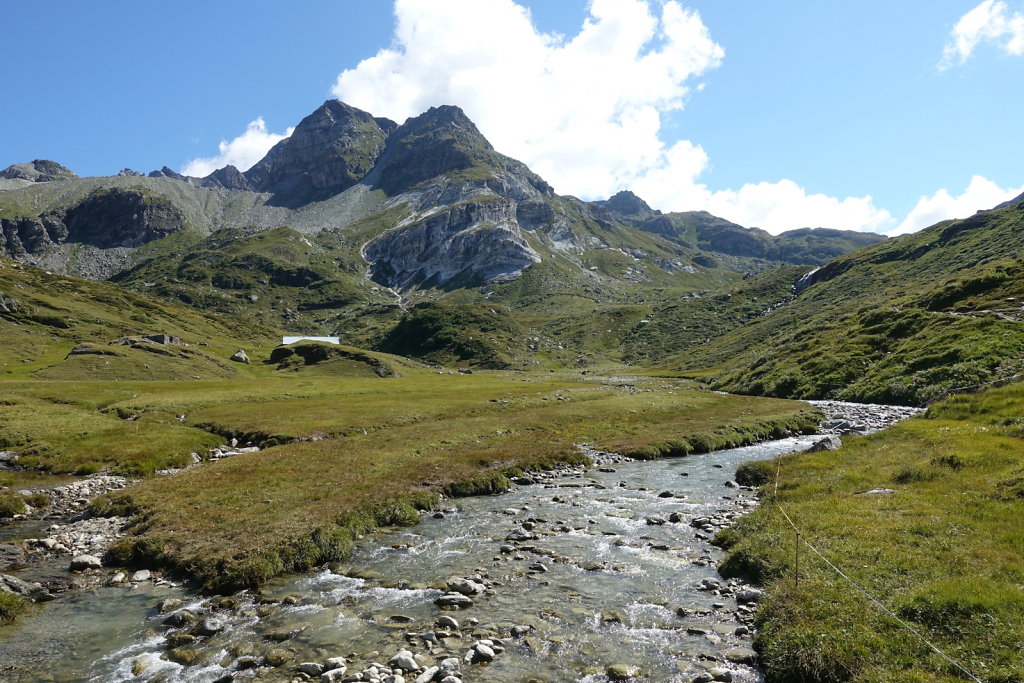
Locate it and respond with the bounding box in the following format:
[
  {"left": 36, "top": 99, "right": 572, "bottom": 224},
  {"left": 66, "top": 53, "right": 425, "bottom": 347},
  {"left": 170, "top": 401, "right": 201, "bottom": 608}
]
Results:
[
  {"left": 365, "top": 197, "right": 540, "bottom": 289},
  {"left": 807, "top": 435, "right": 842, "bottom": 452},
  {"left": 0, "top": 215, "right": 67, "bottom": 257},
  {"left": 147, "top": 166, "right": 186, "bottom": 180},
  {"left": 0, "top": 160, "right": 77, "bottom": 182},
  {"left": 63, "top": 188, "right": 186, "bottom": 248},
  {"left": 204, "top": 164, "right": 252, "bottom": 191},
  {"left": 370, "top": 105, "right": 486, "bottom": 197},
  {"left": 0, "top": 293, "right": 21, "bottom": 314},
  {"left": 245, "top": 100, "right": 394, "bottom": 204}
]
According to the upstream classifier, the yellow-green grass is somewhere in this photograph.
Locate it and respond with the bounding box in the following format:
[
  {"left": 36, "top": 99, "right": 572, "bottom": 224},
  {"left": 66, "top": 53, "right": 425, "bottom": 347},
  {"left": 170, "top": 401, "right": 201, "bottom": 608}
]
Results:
[
  {"left": 92, "top": 375, "right": 818, "bottom": 592},
  {"left": 0, "top": 593, "right": 28, "bottom": 624},
  {"left": 0, "top": 391, "right": 221, "bottom": 475},
  {"left": 718, "top": 384, "right": 1024, "bottom": 682}
]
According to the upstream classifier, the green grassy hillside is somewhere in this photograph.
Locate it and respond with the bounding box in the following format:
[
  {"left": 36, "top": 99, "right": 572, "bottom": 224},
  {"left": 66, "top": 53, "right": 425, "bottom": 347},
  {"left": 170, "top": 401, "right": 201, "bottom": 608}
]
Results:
[
  {"left": 0, "top": 256, "right": 272, "bottom": 380},
  {"left": 663, "top": 201, "right": 1024, "bottom": 404},
  {"left": 718, "top": 382, "right": 1024, "bottom": 681}
]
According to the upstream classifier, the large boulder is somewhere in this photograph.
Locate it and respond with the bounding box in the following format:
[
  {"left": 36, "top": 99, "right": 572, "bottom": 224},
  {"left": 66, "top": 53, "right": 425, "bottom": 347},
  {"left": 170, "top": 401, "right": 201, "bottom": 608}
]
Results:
[
  {"left": 69, "top": 554, "right": 103, "bottom": 571},
  {"left": 808, "top": 435, "right": 842, "bottom": 452}
]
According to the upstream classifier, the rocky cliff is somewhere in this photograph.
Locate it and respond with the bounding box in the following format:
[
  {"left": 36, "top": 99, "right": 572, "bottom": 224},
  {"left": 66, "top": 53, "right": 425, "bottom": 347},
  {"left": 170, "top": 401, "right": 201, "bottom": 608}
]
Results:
[{"left": 365, "top": 197, "right": 540, "bottom": 289}]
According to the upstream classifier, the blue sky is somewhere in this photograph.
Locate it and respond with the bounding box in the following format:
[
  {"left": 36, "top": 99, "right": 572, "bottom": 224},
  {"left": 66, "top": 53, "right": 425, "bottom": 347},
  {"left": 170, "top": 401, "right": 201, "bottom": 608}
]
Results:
[{"left": 4, "top": 0, "right": 1023, "bottom": 235}]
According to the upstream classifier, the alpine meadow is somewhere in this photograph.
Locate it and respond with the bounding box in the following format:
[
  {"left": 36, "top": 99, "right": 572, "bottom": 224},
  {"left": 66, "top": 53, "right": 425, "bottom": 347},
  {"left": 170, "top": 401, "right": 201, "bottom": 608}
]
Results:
[{"left": 1, "top": 2, "right": 1023, "bottom": 682}]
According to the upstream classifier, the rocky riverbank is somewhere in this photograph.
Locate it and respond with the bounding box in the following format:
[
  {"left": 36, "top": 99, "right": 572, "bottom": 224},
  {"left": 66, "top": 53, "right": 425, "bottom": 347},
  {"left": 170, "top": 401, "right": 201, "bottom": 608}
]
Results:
[{"left": 0, "top": 442, "right": 257, "bottom": 604}]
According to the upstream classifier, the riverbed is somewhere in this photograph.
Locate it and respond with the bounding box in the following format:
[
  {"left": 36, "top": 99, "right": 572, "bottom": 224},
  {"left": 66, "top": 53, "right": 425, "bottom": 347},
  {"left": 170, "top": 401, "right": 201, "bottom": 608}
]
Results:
[{"left": 0, "top": 402, "right": 918, "bottom": 682}]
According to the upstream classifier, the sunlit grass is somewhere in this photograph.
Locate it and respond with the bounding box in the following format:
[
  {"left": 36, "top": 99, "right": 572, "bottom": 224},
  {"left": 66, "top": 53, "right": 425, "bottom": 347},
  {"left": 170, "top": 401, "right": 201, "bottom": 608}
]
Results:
[{"left": 719, "top": 383, "right": 1024, "bottom": 681}]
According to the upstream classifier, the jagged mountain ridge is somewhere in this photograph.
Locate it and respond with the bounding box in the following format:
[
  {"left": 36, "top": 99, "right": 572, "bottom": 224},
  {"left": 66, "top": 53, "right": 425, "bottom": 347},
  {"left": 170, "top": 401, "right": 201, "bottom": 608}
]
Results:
[
  {"left": 597, "top": 190, "right": 887, "bottom": 265},
  {"left": 2, "top": 99, "right": 874, "bottom": 282},
  {"left": 1, "top": 99, "right": 893, "bottom": 362}
]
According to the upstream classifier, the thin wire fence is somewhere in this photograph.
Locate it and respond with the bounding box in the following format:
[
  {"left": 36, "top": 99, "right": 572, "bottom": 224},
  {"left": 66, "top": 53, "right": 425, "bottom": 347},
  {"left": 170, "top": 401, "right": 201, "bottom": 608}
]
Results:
[{"left": 770, "top": 454, "right": 983, "bottom": 682}]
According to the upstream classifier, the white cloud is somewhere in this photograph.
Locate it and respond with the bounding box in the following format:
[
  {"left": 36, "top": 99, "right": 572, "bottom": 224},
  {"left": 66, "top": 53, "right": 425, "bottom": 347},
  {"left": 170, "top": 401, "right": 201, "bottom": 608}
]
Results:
[
  {"left": 181, "top": 117, "right": 294, "bottom": 177},
  {"left": 940, "top": 0, "right": 1024, "bottom": 69},
  {"left": 628, "top": 143, "right": 894, "bottom": 234},
  {"left": 887, "top": 175, "right": 1024, "bottom": 236},
  {"left": 330, "top": 0, "right": 902, "bottom": 235},
  {"left": 333, "top": 0, "right": 723, "bottom": 200}
]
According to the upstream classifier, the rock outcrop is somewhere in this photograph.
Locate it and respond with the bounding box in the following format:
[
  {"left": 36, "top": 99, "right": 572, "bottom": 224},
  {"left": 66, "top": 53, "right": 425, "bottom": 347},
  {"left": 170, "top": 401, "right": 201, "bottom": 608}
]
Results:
[
  {"left": 0, "top": 159, "right": 77, "bottom": 182},
  {"left": 244, "top": 100, "right": 396, "bottom": 204},
  {"left": 365, "top": 197, "right": 540, "bottom": 288}
]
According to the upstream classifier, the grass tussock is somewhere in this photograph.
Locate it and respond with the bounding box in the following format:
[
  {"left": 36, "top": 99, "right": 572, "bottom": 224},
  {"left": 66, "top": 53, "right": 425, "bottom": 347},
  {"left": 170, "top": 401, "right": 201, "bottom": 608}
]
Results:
[
  {"left": 719, "top": 382, "right": 1024, "bottom": 681},
  {"left": 0, "top": 593, "right": 28, "bottom": 624}
]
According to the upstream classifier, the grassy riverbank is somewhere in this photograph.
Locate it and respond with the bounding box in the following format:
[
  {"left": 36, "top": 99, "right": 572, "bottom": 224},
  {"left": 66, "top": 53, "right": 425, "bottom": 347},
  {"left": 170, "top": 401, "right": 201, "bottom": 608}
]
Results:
[
  {"left": 69, "top": 373, "right": 820, "bottom": 592},
  {"left": 718, "top": 383, "right": 1024, "bottom": 681}
]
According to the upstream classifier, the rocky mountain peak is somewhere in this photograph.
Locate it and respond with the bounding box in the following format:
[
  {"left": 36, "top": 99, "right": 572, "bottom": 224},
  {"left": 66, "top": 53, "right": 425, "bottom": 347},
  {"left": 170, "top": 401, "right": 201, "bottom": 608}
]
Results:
[
  {"left": 370, "top": 104, "right": 500, "bottom": 196},
  {"left": 599, "top": 190, "right": 656, "bottom": 218},
  {"left": 0, "top": 159, "right": 77, "bottom": 182},
  {"left": 148, "top": 166, "right": 187, "bottom": 180},
  {"left": 242, "top": 99, "right": 395, "bottom": 205}
]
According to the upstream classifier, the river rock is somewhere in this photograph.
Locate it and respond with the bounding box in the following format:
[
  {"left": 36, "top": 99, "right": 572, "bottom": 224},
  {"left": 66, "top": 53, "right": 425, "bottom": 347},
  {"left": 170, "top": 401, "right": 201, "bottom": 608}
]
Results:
[
  {"left": 808, "top": 435, "right": 842, "bottom": 452},
  {"left": 323, "top": 656, "right": 347, "bottom": 670},
  {"left": 264, "top": 648, "right": 293, "bottom": 667},
  {"left": 447, "top": 576, "right": 485, "bottom": 595},
  {"left": 725, "top": 647, "right": 758, "bottom": 665},
  {"left": 162, "top": 609, "right": 196, "bottom": 627},
  {"left": 299, "top": 662, "right": 325, "bottom": 676},
  {"left": 69, "top": 554, "right": 102, "bottom": 570},
  {"left": 0, "top": 572, "right": 53, "bottom": 601},
  {"left": 735, "top": 587, "right": 764, "bottom": 604},
  {"left": 607, "top": 663, "right": 639, "bottom": 680},
  {"left": 131, "top": 569, "right": 152, "bottom": 582},
  {"left": 435, "top": 592, "right": 473, "bottom": 608},
  {"left": 164, "top": 648, "right": 203, "bottom": 666},
  {"left": 414, "top": 666, "right": 440, "bottom": 683},
  {"left": 709, "top": 667, "right": 733, "bottom": 682},
  {"left": 470, "top": 642, "right": 495, "bottom": 662},
  {"left": 0, "top": 544, "right": 26, "bottom": 570},
  {"left": 389, "top": 649, "right": 418, "bottom": 671},
  {"left": 320, "top": 666, "right": 348, "bottom": 682},
  {"left": 165, "top": 633, "right": 196, "bottom": 648},
  {"left": 236, "top": 656, "right": 260, "bottom": 670},
  {"left": 439, "top": 657, "right": 461, "bottom": 673},
  {"left": 196, "top": 618, "right": 225, "bottom": 636},
  {"left": 436, "top": 615, "right": 460, "bottom": 630}
]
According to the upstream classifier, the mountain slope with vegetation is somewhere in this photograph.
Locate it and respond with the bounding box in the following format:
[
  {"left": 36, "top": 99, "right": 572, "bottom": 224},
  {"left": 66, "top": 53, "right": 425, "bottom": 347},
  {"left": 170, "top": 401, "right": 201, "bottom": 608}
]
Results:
[{"left": 652, "top": 199, "right": 1024, "bottom": 405}]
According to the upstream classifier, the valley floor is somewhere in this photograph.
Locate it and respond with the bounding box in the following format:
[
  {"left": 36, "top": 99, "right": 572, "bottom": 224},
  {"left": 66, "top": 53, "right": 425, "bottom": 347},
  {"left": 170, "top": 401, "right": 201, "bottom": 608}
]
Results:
[{"left": 1, "top": 371, "right": 819, "bottom": 596}]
